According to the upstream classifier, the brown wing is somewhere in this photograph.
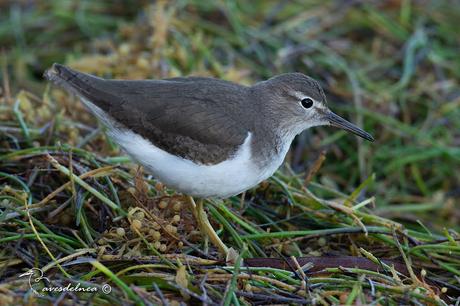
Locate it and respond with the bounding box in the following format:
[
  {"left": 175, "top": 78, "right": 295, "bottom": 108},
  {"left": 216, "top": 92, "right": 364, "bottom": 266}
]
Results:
[{"left": 45, "top": 64, "right": 250, "bottom": 164}]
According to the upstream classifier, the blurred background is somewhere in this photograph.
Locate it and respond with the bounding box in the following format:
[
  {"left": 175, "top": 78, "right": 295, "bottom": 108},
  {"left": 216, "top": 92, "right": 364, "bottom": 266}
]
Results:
[
  {"left": 1, "top": 0, "right": 460, "bottom": 304},
  {"left": 2, "top": 0, "right": 458, "bottom": 228}
]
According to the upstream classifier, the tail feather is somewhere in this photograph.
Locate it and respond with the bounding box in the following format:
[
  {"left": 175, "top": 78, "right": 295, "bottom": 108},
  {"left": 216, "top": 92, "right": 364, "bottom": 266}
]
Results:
[
  {"left": 44, "top": 63, "right": 85, "bottom": 95},
  {"left": 43, "top": 63, "right": 76, "bottom": 82},
  {"left": 44, "top": 63, "right": 113, "bottom": 110}
]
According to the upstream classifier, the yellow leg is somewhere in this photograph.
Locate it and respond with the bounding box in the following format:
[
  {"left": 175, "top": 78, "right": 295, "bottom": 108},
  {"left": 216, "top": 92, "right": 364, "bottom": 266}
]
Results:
[{"left": 187, "top": 196, "right": 228, "bottom": 254}]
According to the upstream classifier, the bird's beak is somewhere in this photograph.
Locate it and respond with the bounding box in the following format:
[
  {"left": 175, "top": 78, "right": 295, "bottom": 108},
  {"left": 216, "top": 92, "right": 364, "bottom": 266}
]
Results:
[{"left": 324, "top": 111, "right": 374, "bottom": 142}]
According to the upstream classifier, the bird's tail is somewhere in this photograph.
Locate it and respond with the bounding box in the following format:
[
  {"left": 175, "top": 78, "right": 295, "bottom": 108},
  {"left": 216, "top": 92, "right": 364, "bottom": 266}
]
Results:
[
  {"left": 44, "top": 63, "right": 114, "bottom": 112},
  {"left": 44, "top": 63, "right": 88, "bottom": 96}
]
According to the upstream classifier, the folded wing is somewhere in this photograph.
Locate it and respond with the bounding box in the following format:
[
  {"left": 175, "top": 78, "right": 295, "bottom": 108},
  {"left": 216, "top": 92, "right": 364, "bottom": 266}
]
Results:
[{"left": 45, "top": 64, "right": 250, "bottom": 164}]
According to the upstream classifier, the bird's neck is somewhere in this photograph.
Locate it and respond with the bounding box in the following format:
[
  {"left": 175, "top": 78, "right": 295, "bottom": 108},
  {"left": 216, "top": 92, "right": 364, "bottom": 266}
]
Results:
[{"left": 250, "top": 126, "right": 296, "bottom": 171}]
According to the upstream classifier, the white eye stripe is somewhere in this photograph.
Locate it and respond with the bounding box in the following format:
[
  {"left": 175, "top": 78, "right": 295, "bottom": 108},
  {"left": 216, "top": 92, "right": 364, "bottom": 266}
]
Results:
[
  {"left": 291, "top": 91, "right": 318, "bottom": 103},
  {"left": 291, "top": 91, "right": 307, "bottom": 100}
]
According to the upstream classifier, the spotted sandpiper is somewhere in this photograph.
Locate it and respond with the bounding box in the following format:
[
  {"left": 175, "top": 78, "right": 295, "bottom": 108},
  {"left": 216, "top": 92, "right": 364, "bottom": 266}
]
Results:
[{"left": 44, "top": 63, "right": 373, "bottom": 254}]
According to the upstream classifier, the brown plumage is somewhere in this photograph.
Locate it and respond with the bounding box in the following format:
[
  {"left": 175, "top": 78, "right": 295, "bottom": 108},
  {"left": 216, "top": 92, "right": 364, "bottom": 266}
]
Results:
[
  {"left": 44, "top": 63, "right": 372, "bottom": 196},
  {"left": 44, "top": 63, "right": 373, "bottom": 253},
  {"left": 45, "top": 64, "right": 254, "bottom": 164}
]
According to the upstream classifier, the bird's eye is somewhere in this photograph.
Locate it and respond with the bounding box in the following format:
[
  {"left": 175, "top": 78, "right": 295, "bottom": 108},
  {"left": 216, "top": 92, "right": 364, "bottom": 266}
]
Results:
[{"left": 301, "top": 97, "right": 314, "bottom": 109}]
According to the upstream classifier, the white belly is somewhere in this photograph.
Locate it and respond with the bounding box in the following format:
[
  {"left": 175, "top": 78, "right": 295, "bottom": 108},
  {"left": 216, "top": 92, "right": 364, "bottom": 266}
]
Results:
[
  {"left": 81, "top": 97, "right": 288, "bottom": 198},
  {"left": 112, "top": 130, "right": 285, "bottom": 198}
]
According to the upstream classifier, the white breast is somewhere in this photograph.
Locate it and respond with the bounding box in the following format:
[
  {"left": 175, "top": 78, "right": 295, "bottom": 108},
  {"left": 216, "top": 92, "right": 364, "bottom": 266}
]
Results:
[{"left": 81, "top": 98, "right": 289, "bottom": 198}]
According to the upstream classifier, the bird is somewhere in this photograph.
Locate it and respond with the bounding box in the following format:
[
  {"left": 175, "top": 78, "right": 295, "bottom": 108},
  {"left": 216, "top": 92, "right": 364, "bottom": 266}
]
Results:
[{"left": 44, "top": 63, "right": 373, "bottom": 254}]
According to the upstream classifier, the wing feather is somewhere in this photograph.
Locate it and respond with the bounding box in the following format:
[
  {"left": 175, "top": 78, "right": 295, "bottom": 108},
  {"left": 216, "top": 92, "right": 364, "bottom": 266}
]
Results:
[{"left": 45, "top": 64, "right": 251, "bottom": 164}]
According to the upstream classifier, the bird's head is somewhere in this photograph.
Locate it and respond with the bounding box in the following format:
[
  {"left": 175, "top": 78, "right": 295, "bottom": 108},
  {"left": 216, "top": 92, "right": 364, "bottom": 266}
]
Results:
[{"left": 254, "top": 73, "right": 374, "bottom": 141}]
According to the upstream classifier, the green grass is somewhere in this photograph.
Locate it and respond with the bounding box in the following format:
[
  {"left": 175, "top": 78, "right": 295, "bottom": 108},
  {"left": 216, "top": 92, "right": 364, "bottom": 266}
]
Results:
[{"left": 1, "top": 0, "right": 459, "bottom": 304}]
